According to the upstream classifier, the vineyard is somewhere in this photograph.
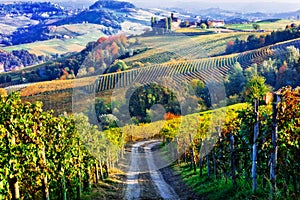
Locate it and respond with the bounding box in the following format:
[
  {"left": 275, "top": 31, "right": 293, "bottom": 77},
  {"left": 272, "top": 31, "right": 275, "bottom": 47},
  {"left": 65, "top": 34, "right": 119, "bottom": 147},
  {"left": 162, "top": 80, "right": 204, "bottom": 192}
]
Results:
[
  {"left": 163, "top": 86, "right": 300, "bottom": 199},
  {"left": 125, "top": 32, "right": 264, "bottom": 64},
  {"left": 1, "top": 85, "right": 299, "bottom": 199},
  {"left": 9, "top": 37, "right": 300, "bottom": 99},
  {"left": 0, "top": 93, "right": 126, "bottom": 199},
  {"left": 90, "top": 38, "right": 300, "bottom": 93}
]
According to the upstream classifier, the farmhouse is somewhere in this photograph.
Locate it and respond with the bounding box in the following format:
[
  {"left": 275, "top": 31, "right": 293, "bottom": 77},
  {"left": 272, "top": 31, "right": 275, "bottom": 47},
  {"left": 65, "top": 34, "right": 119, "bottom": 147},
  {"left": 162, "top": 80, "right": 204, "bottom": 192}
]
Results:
[
  {"left": 0, "top": 63, "right": 4, "bottom": 73},
  {"left": 208, "top": 20, "right": 225, "bottom": 27}
]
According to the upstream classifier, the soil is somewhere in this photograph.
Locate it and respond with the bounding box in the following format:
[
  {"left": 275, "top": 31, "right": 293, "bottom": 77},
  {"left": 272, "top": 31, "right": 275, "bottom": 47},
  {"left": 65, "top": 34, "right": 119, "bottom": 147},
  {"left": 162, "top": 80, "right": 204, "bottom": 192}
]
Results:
[{"left": 114, "top": 140, "right": 203, "bottom": 200}]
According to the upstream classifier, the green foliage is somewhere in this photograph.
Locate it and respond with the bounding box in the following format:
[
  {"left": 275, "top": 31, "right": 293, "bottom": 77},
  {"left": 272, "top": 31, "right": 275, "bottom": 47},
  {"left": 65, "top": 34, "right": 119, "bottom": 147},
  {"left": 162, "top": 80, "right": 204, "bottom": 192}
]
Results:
[
  {"left": 225, "top": 62, "right": 246, "bottom": 97},
  {"left": 106, "top": 60, "right": 128, "bottom": 73},
  {"left": 128, "top": 83, "right": 181, "bottom": 123},
  {"left": 244, "top": 75, "right": 269, "bottom": 103},
  {"left": 200, "top": 23, "right": 207, "bottom": 29},
  {"left": 286, "top": 45, "right": 300, "bottom": 66}
]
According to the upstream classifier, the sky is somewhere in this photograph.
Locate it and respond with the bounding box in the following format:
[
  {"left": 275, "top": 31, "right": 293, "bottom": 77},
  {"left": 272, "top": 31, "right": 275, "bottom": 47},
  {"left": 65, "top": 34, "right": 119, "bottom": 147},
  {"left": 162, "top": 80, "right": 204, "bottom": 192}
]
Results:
[
  {"left": 0, "top": 0, "right": 299, "bottom": 13},
  {"left": 126, "top": 0, "right": 300, "bottom": 13}
]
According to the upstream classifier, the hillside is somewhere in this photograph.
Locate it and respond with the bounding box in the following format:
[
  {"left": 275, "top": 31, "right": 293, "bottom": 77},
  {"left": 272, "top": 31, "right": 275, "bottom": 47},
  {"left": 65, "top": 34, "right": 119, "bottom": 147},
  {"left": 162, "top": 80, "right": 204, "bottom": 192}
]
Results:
[
  {"left": 0, "top": 49, "right": 46, "bottom": 72},
  {"left": 0, "top": 0, "right": 149, "bottom": 47}
]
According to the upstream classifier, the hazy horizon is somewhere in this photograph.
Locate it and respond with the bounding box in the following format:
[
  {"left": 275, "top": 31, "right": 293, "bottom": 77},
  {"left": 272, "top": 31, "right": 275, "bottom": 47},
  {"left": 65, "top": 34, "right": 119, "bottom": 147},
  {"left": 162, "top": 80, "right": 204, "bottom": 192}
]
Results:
[{"left": 0, "top": 0, "right": 299, "bottom": 13}]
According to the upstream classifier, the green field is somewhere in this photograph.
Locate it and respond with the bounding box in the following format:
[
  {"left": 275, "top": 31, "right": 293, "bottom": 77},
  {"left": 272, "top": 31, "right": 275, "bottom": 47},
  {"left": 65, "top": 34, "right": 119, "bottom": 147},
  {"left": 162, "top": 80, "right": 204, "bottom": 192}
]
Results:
[
  {"left": 225, "top": 19, "right": 299, "bottom": 31},
  {"left": 3, "top": 23, "right": 106, "bottom": 56}
]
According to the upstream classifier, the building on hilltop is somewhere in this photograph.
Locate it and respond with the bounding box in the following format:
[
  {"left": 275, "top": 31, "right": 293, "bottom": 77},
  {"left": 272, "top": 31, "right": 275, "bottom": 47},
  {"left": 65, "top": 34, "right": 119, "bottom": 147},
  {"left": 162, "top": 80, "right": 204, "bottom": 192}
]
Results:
[
  {"left": 183, "top": 18, "right": 225, "bottom": 28},
  {"left": 151, "top": 13, "right": 181, "bottom": 33},
  {"left": 208, "top": 20, "right": 225, "bottom": 28}
]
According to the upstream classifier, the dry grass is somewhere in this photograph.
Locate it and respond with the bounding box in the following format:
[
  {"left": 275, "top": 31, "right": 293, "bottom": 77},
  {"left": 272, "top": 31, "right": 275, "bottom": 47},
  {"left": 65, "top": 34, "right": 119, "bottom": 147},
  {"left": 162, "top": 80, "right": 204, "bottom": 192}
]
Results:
[{"left": 20, "top": 77, "right": 97, "bottom": 96}]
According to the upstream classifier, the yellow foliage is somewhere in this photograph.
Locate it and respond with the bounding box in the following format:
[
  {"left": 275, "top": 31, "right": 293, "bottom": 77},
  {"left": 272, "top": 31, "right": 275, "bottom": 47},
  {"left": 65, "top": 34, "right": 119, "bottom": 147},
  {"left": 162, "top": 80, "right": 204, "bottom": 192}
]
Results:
[{"left": 0, "top": 88, "right": 7, "bottom": 97}]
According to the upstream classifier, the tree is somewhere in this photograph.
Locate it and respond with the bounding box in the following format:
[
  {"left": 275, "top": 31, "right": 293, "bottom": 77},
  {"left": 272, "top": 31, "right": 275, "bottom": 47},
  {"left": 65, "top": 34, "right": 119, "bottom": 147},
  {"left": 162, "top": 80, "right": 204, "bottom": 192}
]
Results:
[
  {"left": 253, "top": 23, "right": 260, "bottom": 30},
  {"left": 225, "top": 62, "right": 246, "bottom": 97},
  {"left": 168, "top": 17, "right": 172, "bottom": 31},
  {"left": 244, "top": 75, "right": 269, "bottom": 102},
  {"left": 286, "top": 45, "right": 300, "bottom": 67},
  {"left": 226, "top": 41, "right": 235, "bottom": 54},
  {"left": 260, "top": 59, "right": 277, "bottom": 87},
  {"left": 151, "top": 16, "right": 155, "bottom": 27},
  {"left": 200, "top": 23, "right": 207, "bottom": 29},
  {"left": 107, "top": 60, "right": 128, "bottom": 73},
  {"left": 185, "top": 20, "right": 189, "bottom": 27},
  {"left": 98, "top": 114, "right": 119, "bottom": 130}
]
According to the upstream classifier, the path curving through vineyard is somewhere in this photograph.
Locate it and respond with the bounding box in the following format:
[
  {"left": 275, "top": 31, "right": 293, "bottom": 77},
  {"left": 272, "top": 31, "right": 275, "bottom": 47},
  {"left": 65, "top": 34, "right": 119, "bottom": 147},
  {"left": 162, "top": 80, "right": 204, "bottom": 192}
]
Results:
[{"left": 123, "top": 140, "right": 199, "bottom": 200}]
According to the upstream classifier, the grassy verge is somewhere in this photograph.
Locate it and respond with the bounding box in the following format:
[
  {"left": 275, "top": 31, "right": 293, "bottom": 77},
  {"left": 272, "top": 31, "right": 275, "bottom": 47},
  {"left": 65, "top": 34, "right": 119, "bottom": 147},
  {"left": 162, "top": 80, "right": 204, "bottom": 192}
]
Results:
[
  {"left": 81, "top": 168, "right": 125, "bottom": 200},
  {"left": 173, "top": 163, "right": 299, "bottom": 200}
]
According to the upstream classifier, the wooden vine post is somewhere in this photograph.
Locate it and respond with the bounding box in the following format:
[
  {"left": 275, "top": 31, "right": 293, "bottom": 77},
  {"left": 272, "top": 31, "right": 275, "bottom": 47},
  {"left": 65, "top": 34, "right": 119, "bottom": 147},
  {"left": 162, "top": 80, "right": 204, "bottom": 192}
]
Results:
[
  {"left": 206, "top": 139, "right": 211, "bottom": 178},
  {"left": 198, "top": 139, "right": 203, "bottom": 177},
  {"left": 270, "top": 92, "right": 279, "bottom": 197},
  {"left": 42, "top": 144, "right": 49, "bottom": 200},
  {"left": 77, "top": 138, "right": 82, "bottom": 200},
  {"left": 10, "top": 134, "right": 20, "bottom": 200},
  {"left": 61, "top": 167, "right": 67, "bottom": 200},
  {"left": 252, "top": 98, "right": 259, "bottom": 192},
  {"left": 189, "top": 134, "right": 196, "bottom": 172},
  {"left": 230, "top": 134, "right": 236, "bottom": 186}
]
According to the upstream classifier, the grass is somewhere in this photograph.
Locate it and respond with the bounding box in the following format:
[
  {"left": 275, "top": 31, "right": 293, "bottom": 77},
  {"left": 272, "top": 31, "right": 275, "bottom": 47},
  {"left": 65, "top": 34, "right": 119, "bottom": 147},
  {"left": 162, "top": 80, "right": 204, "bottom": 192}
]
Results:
[
  {"left": 3, "top": 23, "right": 106, "bottom": 56},
  {"left": 173, "top": 163, "right": 299, "bottom": 200},
  {"left": 226, "top": 19, "right": 299, "bottom": 31},
  {"left": 175, "top": 27, "right": 213, "bottom": 33},
  {"left": 81, "top": 168, "right": 126, "bottom": 200}
]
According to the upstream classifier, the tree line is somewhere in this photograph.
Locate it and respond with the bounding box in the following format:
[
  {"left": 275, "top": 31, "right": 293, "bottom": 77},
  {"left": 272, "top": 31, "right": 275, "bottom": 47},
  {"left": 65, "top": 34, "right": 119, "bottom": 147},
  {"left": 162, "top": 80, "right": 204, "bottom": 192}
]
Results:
[{"left": 226, "top": 24, "right": 300, "bottom": 54}]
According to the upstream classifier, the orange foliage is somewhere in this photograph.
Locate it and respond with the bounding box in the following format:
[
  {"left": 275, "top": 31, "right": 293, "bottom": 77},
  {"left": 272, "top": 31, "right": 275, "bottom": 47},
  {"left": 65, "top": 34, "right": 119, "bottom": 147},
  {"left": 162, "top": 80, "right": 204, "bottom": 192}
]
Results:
[
  {"left": 227, "top": 41, "right": 234, "bottom": 47},
  {"left": 110, "top": 42, "right": 119, "bottom": 56},
  {"left": 119, "top": 34, "right": 127, "bottom": 46},
  {"left": 278, "top": 61, "right": 288, "bottom": 74},
  {"left": 164, "top": 112, "right": 181, "bottom": 120},
  {"left": 97, "top": 37, "right": 107, "bottom": 43}
]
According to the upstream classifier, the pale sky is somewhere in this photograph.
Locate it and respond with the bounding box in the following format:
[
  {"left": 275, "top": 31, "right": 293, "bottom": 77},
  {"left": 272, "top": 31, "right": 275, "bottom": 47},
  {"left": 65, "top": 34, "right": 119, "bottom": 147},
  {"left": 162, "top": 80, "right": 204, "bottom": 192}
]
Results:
[
  {"left": 126, "top": 0, "right": 300, "bottom": 13},
  {"left": 0, "top": 0, "right": 299, "bottom": 13}
]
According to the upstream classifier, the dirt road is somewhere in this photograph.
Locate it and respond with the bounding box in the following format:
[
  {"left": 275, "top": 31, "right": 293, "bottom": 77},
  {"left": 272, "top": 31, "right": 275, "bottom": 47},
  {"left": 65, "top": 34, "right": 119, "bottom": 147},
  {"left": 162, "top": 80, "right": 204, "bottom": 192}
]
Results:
[{"left": 123, "top": 140, "right": 200, "bottom": 200}]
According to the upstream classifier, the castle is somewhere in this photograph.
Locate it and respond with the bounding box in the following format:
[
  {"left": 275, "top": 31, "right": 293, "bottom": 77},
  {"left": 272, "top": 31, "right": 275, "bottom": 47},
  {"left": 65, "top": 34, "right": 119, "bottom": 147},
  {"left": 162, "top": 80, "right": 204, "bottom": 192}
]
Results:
[
  {"left": 151, "top": 13, "right": 225, "bottom": 32},
  {"left": 151, "top": 13, "right": 181, "bottom": 32}
]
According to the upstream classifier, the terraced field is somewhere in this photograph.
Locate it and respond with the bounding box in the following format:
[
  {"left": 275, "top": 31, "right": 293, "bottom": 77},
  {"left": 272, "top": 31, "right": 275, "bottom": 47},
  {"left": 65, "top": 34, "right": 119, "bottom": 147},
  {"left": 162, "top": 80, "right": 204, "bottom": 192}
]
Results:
[{"left": 125, "top": 32, "right": 264, "bottom": 65}]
